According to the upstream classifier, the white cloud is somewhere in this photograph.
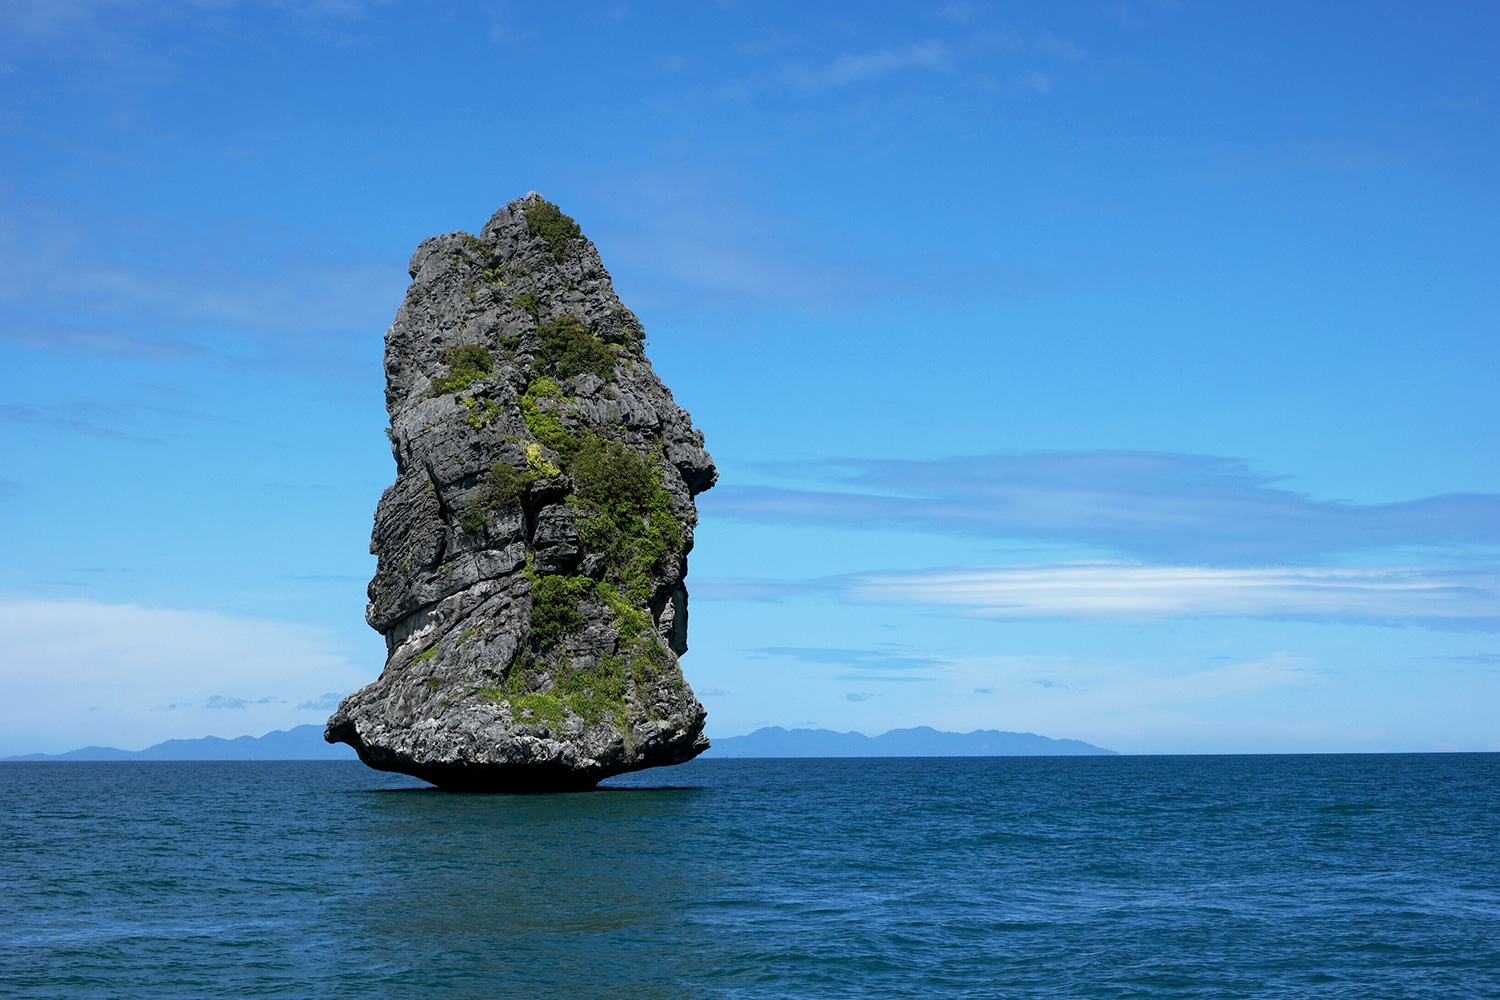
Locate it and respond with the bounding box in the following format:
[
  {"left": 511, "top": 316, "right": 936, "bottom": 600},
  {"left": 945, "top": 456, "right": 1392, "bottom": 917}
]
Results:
[
  {"left": 847, "top": 563, "right": 1500, "bottom": 628},
  {"left": 0, "top": 598, "right": 375, "bottom": 755}
]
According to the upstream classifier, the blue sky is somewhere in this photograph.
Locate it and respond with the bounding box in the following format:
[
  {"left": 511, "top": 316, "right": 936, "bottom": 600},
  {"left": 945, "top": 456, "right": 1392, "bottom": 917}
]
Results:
[{"left": 2, "top": 0, "right": 1497, "bottom": 754}]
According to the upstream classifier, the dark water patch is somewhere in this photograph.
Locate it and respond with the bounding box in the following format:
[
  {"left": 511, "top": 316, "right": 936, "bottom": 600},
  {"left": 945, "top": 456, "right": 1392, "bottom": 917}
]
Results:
[{"left": 2, "top": 755, "right": 1497, "bottom": 998}]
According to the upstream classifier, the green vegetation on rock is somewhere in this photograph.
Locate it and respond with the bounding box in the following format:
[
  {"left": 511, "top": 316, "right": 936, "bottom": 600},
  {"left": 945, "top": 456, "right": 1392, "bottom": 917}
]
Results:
[
  {"left": 508, "top": 692, "right": 566, "bottom": 726},
  {"left": 519, "top": 377, "right": 578, "bottom": 458},
  {"left": 513, "top": 292, "right": 541, "bottom": 319},
  {"left": 515, "top": 376, "right": 684, "bottom": 603},
  {"left": 603, "top": 306, "right": 647, "bottom": 351},
  {"left": 463, "top": 443, "right": 561, "bottom": 531},
  {"left": 489, "top": 380, "right": 688, "bottom": 730},
  {"left": 458, "top": 395, "right": 501, "bottom": 428},
  {"left": 475, "top": 568, "right": 683, "bottom": 729},
  {"left": 417, "top": 205, "right": 687, "bottom": 736},
  {"left": 458, "top": 505, "right": 488, "bottom": 536},
  {"left": 595, "top": 580, "right": 651, "bottom": 643},
  {"left": 536, "top": 315, "right": 616, "bottom": 381},
  {"left": 570, "top": 436, "right": 683, "bottom": 602},
  {"left": 523, "top": 200, "right": 581, "bottom": 258},
  {"left": 556, "top": 654, "right": 629, "bottom": 727},
  {"left": 430, "top": 344, "right": 493, "bottom": 396},
  {"left": 485, "top": 462, "right": 535, "bottom": 509},
  {"left": 527, "top": 573, "right": 593, "bottom": 651}
]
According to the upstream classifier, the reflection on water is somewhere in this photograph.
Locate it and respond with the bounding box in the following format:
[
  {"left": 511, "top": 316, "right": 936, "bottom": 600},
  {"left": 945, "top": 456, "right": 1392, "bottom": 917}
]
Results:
[{"left": 353, "top": 786, "right": 708, "bottom": 997}]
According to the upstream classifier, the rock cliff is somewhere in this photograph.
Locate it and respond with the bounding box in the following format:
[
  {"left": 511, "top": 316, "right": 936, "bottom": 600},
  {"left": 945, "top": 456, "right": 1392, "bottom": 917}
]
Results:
[{"left": 326, "top": 194, "right": 716, "bottom": 791}]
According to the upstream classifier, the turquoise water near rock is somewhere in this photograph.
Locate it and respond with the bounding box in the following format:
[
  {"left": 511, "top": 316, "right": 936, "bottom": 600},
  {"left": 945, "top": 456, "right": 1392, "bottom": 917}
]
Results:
[{"left": 3, "top": 755, "right": 1497, "bottom": 998}]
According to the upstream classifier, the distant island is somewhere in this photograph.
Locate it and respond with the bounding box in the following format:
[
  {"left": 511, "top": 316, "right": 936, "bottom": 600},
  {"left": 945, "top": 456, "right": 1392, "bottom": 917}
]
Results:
[
  {"left": 6, "top": 724, "right": 1114, "bottom": 761},
  {"left": 3, "top": 725, "right": 358, "bottom": 762},
  {"left": 700, "top": 726, "right": 1115, "bottom": 757}
]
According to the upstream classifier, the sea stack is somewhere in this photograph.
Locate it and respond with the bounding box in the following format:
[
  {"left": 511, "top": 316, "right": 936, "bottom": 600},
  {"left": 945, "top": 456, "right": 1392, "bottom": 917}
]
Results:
[{"left": 326, "top": 194, "right": 716, "bottom": 791}]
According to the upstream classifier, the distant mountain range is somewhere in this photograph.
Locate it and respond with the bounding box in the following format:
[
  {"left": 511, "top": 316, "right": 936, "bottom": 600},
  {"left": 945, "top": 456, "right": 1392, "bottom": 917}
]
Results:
[
  {"left": 6, "top": 724, "right": 1113, "bottom": 762},
  {"left": 3, "top": 725, "right": 357, "bottom": 761},
  {"left": 699, "top": 726, "right": 1115, "bottom": 757}
]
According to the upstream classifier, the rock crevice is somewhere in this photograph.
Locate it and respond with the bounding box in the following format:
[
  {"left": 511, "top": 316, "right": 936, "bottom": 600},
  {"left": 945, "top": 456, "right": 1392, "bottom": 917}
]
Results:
[{"left": 326, "top": 194, "right": 715, "bottom": 791}]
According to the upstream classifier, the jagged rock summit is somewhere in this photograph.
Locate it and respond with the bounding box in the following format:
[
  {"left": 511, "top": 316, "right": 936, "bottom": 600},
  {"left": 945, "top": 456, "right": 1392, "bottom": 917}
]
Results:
[{"left": 326, "top": 194, "right": 716, "bottom": 791}]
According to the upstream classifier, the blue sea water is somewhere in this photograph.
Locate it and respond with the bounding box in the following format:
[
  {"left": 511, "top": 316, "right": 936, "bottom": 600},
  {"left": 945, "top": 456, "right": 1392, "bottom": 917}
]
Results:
[{"left": 2, "top": 755, "right": 1497, "bottom": 998}]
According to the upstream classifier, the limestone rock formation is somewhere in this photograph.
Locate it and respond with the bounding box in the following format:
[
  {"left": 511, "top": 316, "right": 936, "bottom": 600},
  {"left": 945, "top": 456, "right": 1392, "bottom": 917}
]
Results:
[{"left": 326, "top": 194, "right": 716, "bottom": 791}]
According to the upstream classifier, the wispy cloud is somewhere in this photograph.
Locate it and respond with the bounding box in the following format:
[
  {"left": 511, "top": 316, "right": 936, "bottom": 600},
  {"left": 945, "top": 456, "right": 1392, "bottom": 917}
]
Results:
[
  {"left": 783, "top": 41, "right": 955, "bottom": 90},
  {"left": 0, "top": 206, "right": 403, "bottom": 369},
  {"left": 595, "top": 176, "right": 866, "bottom": 310},
  {"left": 1020, "top": 71, "right": 1052, "bottom": 93},
  {"left": 752, "top": 646, "right": 946, "bottom": 680},
  {"left": 595, "top": 170, "right": 1090, "bottom": 313},
  {"left": 205, "top": 694, "right": 275, "bottom": 710},
  {"left": 937, "top": 3, "right": 987, "bottom": 26},
  {"left": 0, "top": 0, "right": 373, "bottom": 75},
  {"left": 856, "top": 563, "right": 1500, "bottom": 630},
  {"left": 692, "top": 577, "right": 828, "bottom": 602},
  {"left": 1032, "top": 30, "right": 1083, "bottom": 61},
  {"left": 0, "top": 403, "right": 139, "bottom": 440},
  {"left": 0, "top": 398, "right": 238, "bottom": 441},
  {"left": 755, "top": 645, "right": 946, "bottom": 670},
  {"left": 1422, "top": 653, "right": 1500, "bottom": 666},
  {"left": 697, "top": 563, "right": 1500, "bottom": 631},
  {"left": 295, "top": 691, "right": 343, "bottom": 710},
  {"left": 704, "top": 452, "right": 1500, "bottom": 564}
]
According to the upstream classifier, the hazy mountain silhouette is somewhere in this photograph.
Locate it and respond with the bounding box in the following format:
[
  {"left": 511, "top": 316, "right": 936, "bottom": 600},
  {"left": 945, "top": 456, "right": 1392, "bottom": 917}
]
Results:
[
  {"left": 701, "top": 726, "right": 1114, "bottom": 757},
  {"left": 4, "top": 725, "right": 357, "bottom": 761}
]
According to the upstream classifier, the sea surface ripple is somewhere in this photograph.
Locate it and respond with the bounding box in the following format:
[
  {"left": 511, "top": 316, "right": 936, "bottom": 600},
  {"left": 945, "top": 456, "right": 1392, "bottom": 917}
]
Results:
[{"left": 2, "top": 754, "right": 1497, "bottom": 998}]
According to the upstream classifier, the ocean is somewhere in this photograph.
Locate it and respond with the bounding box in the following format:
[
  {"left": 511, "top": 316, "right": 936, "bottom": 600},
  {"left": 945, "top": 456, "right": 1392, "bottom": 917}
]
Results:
[{"left": 2, "top": 754, "right": 1496, "bottom": 998}]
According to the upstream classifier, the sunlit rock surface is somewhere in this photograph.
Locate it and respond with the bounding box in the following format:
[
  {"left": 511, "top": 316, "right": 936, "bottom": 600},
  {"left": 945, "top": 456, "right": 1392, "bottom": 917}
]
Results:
[{"left": 326, "top": 194, "right": 715, "bottom": 791}]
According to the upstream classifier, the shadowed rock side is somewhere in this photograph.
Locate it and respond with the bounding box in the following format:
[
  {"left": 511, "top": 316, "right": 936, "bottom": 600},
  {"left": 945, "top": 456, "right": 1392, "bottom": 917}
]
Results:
[{"left": 326, "top": 194, "right": 716, "bottom": 791}]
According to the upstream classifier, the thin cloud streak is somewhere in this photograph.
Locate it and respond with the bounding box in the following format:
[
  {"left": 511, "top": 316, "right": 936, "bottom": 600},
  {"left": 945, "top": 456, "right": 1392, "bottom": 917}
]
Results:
[
  {"left": 783, "top": 41, "right": 955, "bottom": 90},
  {"left": 0, "top": 207, "right": 405, "bottom": 363},
  {"left": 704, "top": 452, "right": 1500, "bottom": 564},
  {"left": 0, "top": 403, "right": 140, "bottom": 440},
  {"left": 854, "top": 564, "right": 1500, "bottom": 630},
  {"left": 753, "top": 646, "right": 946, "bottom": 674},
  {"left": 696, "top": 563, "right": 1500, "bottom": 631},
  {"left": 0, "top": 0, "right": 373, "bottom": 75},
  {"left": 596, "top": 172, "right": 1083, "bottom": 313}
]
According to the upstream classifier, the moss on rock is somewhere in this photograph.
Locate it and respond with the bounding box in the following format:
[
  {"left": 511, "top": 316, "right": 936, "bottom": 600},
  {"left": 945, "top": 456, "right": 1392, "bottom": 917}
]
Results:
[
  {"left": 430, "top": 344, "right": 493, "bottom": 396},
  {"left": 523, "top": 199, "right": 581, "bottom": 258}
]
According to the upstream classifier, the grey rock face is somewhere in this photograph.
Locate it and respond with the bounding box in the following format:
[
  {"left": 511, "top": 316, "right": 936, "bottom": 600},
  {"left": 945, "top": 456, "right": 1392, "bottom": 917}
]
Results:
[{"left": 326, "top": 194, "right": 716, "bottom": 791}]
